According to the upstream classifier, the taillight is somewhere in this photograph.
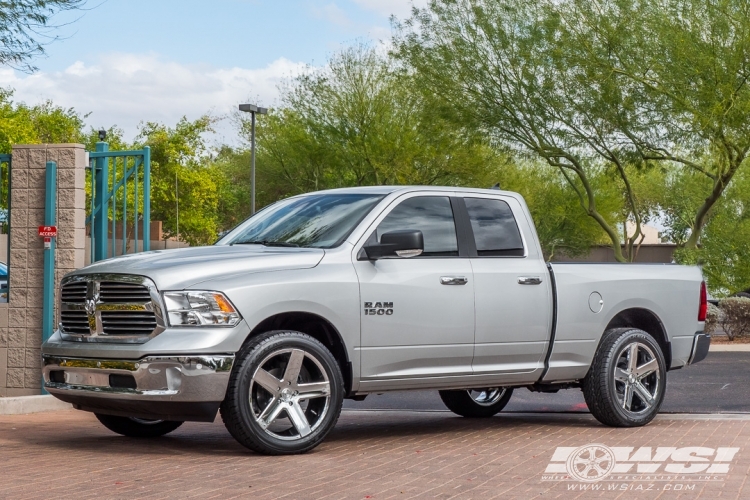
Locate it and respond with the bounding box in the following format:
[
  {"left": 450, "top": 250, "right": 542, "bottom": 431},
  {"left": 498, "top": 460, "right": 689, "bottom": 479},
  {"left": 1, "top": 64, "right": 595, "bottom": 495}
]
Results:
[{"left": 698, "top": 281, "right": 707, "bottom": 321}]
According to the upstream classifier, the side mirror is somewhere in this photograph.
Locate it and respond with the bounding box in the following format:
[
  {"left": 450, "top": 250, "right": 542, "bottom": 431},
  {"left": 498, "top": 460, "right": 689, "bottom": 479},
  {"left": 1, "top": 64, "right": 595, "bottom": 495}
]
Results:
[{"left": 363, "top": 230, "right": 424, "bottom": 260}]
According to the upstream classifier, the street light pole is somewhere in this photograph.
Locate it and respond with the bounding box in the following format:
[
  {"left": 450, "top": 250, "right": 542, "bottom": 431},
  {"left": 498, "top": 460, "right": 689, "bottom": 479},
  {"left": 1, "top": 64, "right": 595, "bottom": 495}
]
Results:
[{"left": 239, "top": 103, "right": 268, "bottom": 215}]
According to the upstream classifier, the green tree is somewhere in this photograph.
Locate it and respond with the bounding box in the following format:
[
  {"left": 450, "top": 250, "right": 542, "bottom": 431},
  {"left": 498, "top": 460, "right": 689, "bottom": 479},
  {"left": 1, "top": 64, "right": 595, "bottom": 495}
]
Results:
[
  {"left": 234, "top": 45, "right": 505, "bottom": 201},
  {"left": 134, "top": 116, "right": 220, "bottom": 246},
  {"left": 0, "top": 88, "right": 85, "bottom": 151},
  {"left": 221, "top": 44, "right": 613, "bottom": 257}
]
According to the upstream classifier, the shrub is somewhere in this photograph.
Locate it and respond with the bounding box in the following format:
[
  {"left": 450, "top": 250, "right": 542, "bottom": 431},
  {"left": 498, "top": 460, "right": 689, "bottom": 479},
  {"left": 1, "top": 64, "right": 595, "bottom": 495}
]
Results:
[
  {"left": 718, "top": 297, "right": 750, "bottom": 341},
  {"left": 704, "top": 303, "right": 721, "bottom": 335}
]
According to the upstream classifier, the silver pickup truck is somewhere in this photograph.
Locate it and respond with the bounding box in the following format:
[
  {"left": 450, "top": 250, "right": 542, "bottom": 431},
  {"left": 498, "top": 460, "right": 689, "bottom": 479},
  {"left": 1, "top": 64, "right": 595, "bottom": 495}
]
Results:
[{"left": 41, "top": 186, "right": 710, "bottom": 455}]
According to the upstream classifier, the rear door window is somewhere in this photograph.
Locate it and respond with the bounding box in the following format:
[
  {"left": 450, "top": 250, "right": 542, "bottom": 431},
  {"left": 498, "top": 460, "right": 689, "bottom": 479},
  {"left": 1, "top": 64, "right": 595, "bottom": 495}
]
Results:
[{"left": 464, "top": 198, "right": 524, "bottom": 256}]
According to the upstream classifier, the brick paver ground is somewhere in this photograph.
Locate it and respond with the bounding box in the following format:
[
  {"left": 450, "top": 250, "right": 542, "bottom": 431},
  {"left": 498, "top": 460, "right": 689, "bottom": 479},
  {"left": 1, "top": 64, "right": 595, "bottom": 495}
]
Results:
[{"left": 0, "top": 409, "right": 748, "bottom": 499}]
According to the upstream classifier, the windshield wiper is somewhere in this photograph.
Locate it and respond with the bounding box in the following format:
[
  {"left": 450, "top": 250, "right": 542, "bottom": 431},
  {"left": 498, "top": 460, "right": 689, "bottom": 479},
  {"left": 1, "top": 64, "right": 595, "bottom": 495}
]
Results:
[{"left": 233, "top": 240, "right": 300, "bottom": 248}]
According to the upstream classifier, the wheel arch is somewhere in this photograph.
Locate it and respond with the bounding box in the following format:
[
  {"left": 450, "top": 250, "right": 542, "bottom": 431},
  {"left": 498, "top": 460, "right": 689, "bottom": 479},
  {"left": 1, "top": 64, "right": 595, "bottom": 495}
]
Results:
[
  {"left": 245, "top": 311, "right": 352, "bottom": 394},
  {"left": 605, "top": 308, "right": 671, "bottom": 369}
]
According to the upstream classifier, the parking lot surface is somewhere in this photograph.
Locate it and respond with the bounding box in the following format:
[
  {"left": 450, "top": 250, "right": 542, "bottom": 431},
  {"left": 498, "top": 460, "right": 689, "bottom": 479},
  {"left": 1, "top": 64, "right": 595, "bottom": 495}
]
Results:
[{"left": 1, "top": 409, "right": 748, "bottom": 499}]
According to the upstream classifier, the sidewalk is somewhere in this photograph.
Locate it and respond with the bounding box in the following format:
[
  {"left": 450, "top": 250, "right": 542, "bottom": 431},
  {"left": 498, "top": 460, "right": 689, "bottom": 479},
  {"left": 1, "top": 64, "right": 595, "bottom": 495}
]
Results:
[
  {"left": 0, "top": 409, "right": 748, "bottom": 499},
  {"left": 710, "top": 343, "right": 750, "bottom": 352}
]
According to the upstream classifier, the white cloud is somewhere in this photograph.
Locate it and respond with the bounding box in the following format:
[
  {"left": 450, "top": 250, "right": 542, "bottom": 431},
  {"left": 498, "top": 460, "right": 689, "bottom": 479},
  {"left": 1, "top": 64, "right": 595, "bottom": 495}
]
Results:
[
  {"left": 316, "top": 3, "right": 354, "bottom": 27},
  {"left": 0, "top": 53, "right": 308, "bottom": 143},
  {"left": 352, "top": 0, "right": 429, "bottom": 19}
]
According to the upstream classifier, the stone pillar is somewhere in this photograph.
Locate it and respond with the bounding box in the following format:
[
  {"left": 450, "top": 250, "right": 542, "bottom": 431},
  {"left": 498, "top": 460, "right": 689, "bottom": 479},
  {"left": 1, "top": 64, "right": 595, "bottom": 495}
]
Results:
[{"left": 0, "top": 144, "right": 86, "bottom": 396}]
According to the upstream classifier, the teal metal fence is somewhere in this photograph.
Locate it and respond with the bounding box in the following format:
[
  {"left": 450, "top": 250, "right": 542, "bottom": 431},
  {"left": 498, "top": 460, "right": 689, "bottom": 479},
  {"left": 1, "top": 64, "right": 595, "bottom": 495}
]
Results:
[
  {"left": 86, "top": 142, "right": 151, "bottom": 262},
  {"left": 0, "top": 154, "right": 9, "bottom": 300}
]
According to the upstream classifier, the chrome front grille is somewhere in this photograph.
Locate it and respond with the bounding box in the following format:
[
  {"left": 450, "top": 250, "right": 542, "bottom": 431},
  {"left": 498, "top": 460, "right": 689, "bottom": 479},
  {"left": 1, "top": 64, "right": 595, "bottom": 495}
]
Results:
[
  {"left": 99, "top": 281, "right": 151, "bottom": 303},
  {"left": 61, "top": 282, "right": 87, "bottom": 303},
  {"left": 59, "top": 275, "right": 165, "bottom": 343},
  {"left": 60, "top": 310, "right": 90, "bottom": 334},
  {"left": 101, "top": 310, "right": 158, "bottom": 335}
]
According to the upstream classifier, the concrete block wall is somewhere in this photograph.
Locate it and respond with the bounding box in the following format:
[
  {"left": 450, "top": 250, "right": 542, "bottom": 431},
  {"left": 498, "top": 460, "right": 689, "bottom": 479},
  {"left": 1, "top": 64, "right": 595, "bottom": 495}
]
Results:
[{"left": 0, "top": 144, "right": 86, "bottom": 396}]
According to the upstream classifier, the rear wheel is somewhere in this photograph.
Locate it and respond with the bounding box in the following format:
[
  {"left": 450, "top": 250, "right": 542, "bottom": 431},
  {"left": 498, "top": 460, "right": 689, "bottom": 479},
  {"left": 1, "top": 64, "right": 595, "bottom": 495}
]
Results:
[
  {"left": 439, "top": 387, "right": 514, "bottom": 418},
  {"left": 583, "top": 328, "right": 667, "bottom": 427},
  {"left": 95, "top": 414, "right": 183, "bottom": 438}
]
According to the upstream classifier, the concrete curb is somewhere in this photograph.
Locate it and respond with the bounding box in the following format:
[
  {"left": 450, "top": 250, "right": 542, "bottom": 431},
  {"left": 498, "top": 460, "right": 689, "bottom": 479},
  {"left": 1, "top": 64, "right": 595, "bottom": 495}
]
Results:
[
  {"left": 710, "top": 344, "right": 750, "bottom": 352},
  {"left": 0, "top": 395, "right": 72, "bottom": 415}
]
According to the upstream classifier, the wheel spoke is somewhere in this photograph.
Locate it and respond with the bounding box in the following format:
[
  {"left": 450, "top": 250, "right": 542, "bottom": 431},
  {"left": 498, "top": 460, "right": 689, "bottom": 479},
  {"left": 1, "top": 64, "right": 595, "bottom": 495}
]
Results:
[
  {"left": 286, "top": 402, "right": 312, "bottom": 437},
  {"left": 297, "top": 380, "right": 330, "bottom": 398},
  {"left": 614, "top": 367, "right": 630, "bottom": 382},
  {"left": 622, "top": 383, "right": 634, "bottom": 410},
  {"left": 257, "top": 397, "right": 284, "bottom": 428},
  {"left": 283, "top": 349, "right": 305, "bottom": 385},
  {"left": 633, "top": 381, "right": 655, "bottom": 409},
  {"left": 628, "top": 344, "right": 639, "bottom": 372},
  {"left": 635, "top": 358, "right": 658, "bottom": 379},
  {"left": 253, "top": 368, "right": 281, "bottom": 396}
]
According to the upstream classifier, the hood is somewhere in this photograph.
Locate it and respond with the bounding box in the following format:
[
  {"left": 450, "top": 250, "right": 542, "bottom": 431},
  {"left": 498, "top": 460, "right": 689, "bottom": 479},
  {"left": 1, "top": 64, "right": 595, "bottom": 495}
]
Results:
[{"left": 74, "top": 245, "right": 325, "bottom": 290}]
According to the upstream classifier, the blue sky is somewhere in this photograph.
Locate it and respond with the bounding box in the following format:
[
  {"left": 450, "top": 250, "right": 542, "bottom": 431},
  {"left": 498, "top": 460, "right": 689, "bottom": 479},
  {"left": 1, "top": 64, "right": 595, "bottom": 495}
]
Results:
[{"left": 0, "top": 0, "right": 425, "bottom": 141}]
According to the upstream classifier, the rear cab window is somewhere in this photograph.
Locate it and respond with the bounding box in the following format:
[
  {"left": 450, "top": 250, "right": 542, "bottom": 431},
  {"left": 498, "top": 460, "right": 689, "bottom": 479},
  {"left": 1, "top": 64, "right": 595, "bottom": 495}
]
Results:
[{"left": 464, "top": 197, "right": 525, "bottom": 257}]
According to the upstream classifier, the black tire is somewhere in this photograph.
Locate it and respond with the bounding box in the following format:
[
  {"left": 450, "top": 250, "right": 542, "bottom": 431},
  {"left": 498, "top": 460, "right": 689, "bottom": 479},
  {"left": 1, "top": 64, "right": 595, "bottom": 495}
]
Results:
[
  {"left": 95, "top": 414, "right": 184, "bottom": 438},
  {"left": 439, "top": 387, "right": 514, "bottom": 418},
  {"left": 731, "top": 291, "right": 750, "bottom": 299},
  {"left": 583, "top": 328, "right": 667, "bottom": 427},
  {"left": 220, "top": 330, "right": 344, "bottom": 455}
]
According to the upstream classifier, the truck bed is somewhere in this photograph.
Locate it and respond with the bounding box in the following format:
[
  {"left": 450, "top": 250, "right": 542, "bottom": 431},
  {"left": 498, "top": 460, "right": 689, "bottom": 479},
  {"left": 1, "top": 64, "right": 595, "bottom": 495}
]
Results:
[{"left": 543, "top": 263, "right": 704, "bottom": 382}]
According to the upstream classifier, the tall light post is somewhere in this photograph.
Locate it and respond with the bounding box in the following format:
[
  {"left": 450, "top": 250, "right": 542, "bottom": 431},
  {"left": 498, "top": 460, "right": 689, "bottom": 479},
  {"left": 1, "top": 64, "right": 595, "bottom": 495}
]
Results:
[{"left": 239, "top": 103, "right": 268, "bottom": 214}]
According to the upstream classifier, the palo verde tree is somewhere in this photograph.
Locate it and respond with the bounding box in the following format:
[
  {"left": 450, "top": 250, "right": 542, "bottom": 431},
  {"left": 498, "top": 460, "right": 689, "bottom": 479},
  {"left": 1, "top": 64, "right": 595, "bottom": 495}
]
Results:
[
  {"left": 0, "top": 0, "right": 86, "bottom": 72},
  {"left": 395, "top": 0, "right": 750, "bottom": 261}
]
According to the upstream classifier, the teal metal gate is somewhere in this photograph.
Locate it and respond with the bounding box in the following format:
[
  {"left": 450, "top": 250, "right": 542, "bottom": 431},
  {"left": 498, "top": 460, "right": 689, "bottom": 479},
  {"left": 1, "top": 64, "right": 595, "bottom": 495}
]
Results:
[
  {"left": 0, "top": 154, "right": 9, "bottom": 298},
  {"left": 87, "top": 142, "right": 151, "bottom": 262}
]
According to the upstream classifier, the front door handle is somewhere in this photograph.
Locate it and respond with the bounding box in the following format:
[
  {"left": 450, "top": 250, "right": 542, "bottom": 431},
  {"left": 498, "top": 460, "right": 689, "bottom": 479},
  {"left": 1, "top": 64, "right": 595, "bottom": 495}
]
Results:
[
  {"left": 440, "top": 276, "right": 468, "bottom": 286},
  {"left": 518, "top": 276, "right": 542, "bottom": 285}
]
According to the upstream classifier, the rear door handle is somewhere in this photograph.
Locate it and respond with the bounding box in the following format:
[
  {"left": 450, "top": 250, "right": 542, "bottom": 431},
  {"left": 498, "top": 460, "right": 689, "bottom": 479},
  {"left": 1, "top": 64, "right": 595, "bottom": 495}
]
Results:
[
  {"left": 518, "top": 276, "right": 542, "bottom": 285},
  {"left": 440, "top": 276, "right": 468, "bottom": 285}
]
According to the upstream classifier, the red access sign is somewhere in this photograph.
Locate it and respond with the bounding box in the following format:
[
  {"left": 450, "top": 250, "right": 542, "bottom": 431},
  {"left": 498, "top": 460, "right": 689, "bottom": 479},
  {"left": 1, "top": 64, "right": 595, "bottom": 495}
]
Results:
[{"left": 38, "top": 226, "right": 57, "bottom": 237}]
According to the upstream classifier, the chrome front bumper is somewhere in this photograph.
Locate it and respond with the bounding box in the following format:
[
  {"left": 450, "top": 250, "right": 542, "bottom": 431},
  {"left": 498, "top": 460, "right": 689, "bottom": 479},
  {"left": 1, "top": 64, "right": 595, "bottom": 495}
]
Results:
[{"left": 42, "top": 354, "right": 234, "bottom": 422}]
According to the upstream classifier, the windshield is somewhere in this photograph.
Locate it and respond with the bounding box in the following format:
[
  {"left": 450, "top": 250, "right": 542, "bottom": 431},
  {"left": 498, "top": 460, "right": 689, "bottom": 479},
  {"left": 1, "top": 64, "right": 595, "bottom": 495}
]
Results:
[{"left": 221, "top": 193, "right": 384, "bottom": 248}]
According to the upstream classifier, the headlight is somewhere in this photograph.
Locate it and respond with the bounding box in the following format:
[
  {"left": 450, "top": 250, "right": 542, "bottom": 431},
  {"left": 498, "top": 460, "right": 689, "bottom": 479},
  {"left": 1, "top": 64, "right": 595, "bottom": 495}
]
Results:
[{"left": 163, "top": 291, "right": 241, "bottom": 327}]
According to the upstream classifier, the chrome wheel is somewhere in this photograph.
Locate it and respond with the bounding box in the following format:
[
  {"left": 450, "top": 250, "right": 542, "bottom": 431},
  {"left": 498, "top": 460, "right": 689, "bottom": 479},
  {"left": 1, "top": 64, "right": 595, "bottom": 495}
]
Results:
[
  {"left": 613, "top": 342, "right": 660, "bottom": 414},
  {"left": 467, "top": 388, "right": 506, "bottom": 407},
  {"left": 249, "top": 348, "right": 331, "bottom": 441}
]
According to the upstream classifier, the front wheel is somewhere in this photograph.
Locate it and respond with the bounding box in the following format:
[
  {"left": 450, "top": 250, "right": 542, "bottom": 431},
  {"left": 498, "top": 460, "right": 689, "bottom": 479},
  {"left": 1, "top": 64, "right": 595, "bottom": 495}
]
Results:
[
  {"left": 439, "top": 387, "right": 514, "bottom": 417},
  {"left": 220, "top": 331, "right": 344, "bottom": 455},
  {"left": 95, "top": 414, "right": 184, "bottom": 438},
  {"left": 583, "top": 328, "right": 667, "bottom": 427}
]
